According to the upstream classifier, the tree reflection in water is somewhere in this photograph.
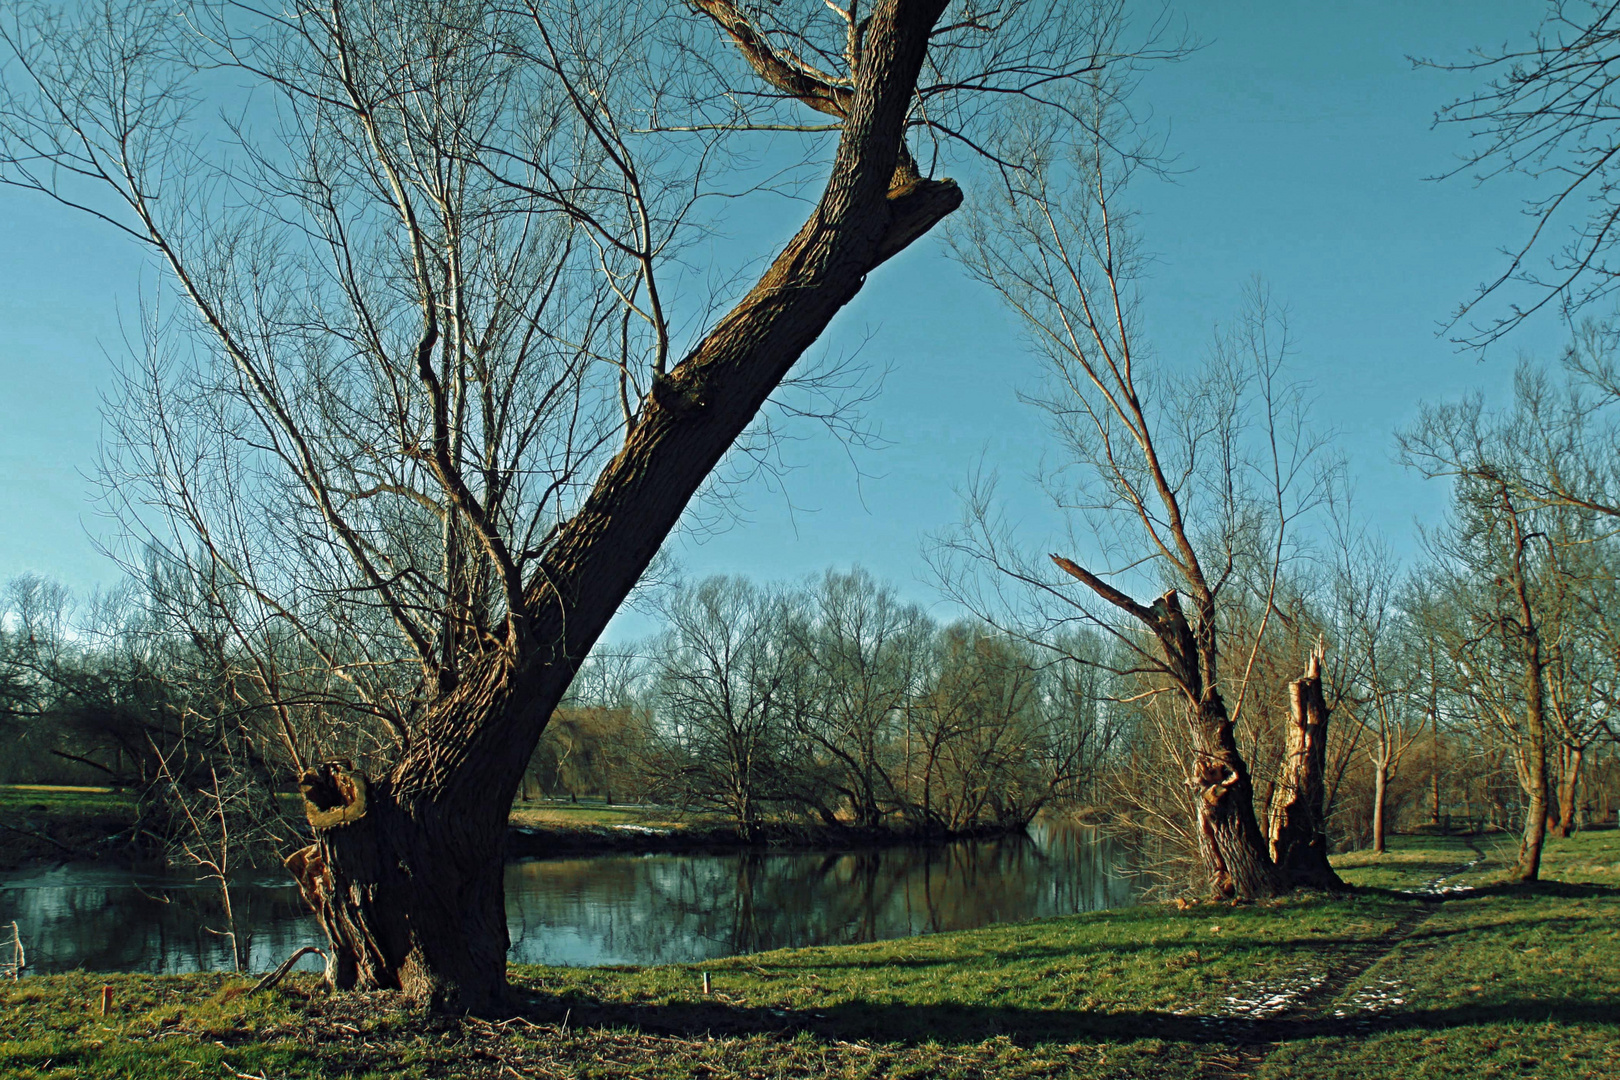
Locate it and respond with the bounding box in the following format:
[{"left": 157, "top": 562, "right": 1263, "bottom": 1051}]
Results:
[
  {"left": 1, "top": 822, "right": 1143, "bottom": 973},
  {"left": 503, "top": 820, "right": 1143, "bottom": 965}
]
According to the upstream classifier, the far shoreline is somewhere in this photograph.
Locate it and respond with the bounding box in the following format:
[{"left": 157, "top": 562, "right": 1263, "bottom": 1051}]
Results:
[{"left": 1, "top": 785, "right": 1051, "bottom": 874}]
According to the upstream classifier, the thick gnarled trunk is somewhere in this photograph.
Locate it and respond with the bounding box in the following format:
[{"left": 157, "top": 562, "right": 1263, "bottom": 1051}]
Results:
[
  {"left": 283, "top": 0, "right": 960, "bottom": 1011},
  {"left": 1191, "top": 693, "right": 1281, "bottom": 899},
  {"left": 289, "top": 769, "right": 512, "bottom": 1007},
  {"left": 286, "top": 658, "right": 552, "bottom": 1010},
  {"left": 1048, "top": 561, "right": 1281, "bottom": 900},
  {"left": 1268, "top": 649, "right": 1343, "bottom": 889}
]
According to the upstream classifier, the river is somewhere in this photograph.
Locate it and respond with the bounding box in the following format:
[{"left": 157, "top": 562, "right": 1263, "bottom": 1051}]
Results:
[{"left": 0, "top": 819, "right": 1144, "bottom": 976}]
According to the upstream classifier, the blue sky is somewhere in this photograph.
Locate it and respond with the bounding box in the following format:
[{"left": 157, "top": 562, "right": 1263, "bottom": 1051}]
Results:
[{"left": 0, "top": 1, "right": 1575, "bottom": 634}]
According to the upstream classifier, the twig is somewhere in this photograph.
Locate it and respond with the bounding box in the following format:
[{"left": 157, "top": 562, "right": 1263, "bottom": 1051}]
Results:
[
  {"left": 5, "top": 921, "right": 23, "bottom": 978},
  {"left": 0, "top": 821, "right": 78, "bottom": 855}
]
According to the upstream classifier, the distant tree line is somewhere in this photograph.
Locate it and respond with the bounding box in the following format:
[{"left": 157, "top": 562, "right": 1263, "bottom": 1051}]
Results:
[
  {"left": 524, "top": 569, "right": 1112, "bottom": 837},
  {"left": 13, "top": 530, "right": 1616, "bottom": 885}
]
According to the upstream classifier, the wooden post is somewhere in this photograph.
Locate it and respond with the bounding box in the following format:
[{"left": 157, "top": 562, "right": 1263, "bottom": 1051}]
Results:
[
  {"left": 100, "top": 985, "right": 113, "bottom": 1015},
  {"left": 702, "top": 971, "right": 711, "bottom": 995}
]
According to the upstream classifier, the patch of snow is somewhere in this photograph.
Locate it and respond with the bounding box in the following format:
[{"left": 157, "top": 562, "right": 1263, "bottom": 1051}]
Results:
[{"left": 1173, "top": 964, "right": 1328, "bottom": 1022}]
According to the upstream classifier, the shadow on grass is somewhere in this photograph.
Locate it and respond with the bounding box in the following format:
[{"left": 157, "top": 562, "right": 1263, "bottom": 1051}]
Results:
[
  {"left": 510, "top": 991, "right": 1620, "bottom": 1047},
  {"left": 750, "top": 930, "right": 1420, "bottom": 973},
  {"left": 1336, "top": 858, "right": 1485, "bottom": 877},
  {"left": 1447, "top": 880, "right": 1620, "bottom": 900},
  {"left": 1352, "top": 880, "right": 1620, "bottom": 903}
]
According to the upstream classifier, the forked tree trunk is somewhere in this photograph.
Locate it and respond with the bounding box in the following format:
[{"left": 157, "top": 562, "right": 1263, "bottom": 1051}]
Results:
[
  {"left": 1555, "top": 745, "right": 1582, "bottom": 837},
  {"left": 282, "top": 0, "right": 962, "bottom": 1012},
  {"left": 1048, "top": 561, "right": 1281, "bottom": 900},
  {"left": 1514, "top": 636, "right": 1548, "bottom": 883},
  {"left": 1268, "top": 649, "right": 1343, "bottom": 889}
]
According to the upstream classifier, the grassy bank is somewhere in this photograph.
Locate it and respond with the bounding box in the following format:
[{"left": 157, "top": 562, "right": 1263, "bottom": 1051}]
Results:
[
  {"left": 2, "top": 831, "right": 1616, "bottom": 1079},
  {"left": 0, "top": 786, "right": 139, "bottom": 870}
]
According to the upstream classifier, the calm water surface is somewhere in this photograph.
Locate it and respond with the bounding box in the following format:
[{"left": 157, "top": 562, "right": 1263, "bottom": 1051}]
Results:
[{"left": 0, "top": 820, "right": 1143, "bottom": 975}]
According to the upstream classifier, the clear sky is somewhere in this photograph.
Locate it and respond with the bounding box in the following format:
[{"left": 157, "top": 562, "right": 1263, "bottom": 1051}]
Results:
[{"left": 0, "top": 1, "right": 1576, "bottom": 636}]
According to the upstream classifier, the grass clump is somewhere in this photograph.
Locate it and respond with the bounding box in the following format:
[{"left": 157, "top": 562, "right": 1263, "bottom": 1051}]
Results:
[{"left": 2, "top": 830, "right": 1617, "bottom": 1078}]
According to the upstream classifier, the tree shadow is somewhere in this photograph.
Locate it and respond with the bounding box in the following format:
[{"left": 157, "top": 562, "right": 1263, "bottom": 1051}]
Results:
[
  {"left": 1352, "top": 880, "right": 1620, "bottom": 903},
  {"left": 507, "top": 991, "right": 1618, "bottom": 1047},
  {"left": 1446, "top": 880, "right": 1620, "bottom": 900}
]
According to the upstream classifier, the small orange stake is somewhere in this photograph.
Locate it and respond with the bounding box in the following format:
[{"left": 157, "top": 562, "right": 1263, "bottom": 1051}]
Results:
[{"left": 100, "top": 985, "right": 113, "bottom": 1015}]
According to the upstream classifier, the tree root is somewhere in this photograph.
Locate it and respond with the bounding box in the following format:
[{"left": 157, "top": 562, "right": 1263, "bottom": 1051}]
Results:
[{"left": 251, "top": 946, "right": 327, "bottom": 994}]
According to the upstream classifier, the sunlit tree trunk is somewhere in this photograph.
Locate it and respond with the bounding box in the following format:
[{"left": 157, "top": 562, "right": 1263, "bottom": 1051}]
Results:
[
  {"left": 1269, "top": 648, "right": 1343, "bottom": 888},
  {"left": 1555, "top": 745, "right": 1583, "bottom": 837},
  {"left": 1372, "top": 759, "right": 1389, "bottom": 854}
]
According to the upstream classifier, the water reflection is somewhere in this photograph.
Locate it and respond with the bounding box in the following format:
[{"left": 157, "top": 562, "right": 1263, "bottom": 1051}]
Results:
[{"left": 0, "top": 820, "right": 1142, "bottom": 974}]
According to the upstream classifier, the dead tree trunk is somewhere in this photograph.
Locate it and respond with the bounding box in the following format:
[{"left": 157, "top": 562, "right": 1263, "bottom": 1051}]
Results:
[
  {"left": 282, "top": 0, "right": 962, "bottom": 1011},
  {"left": 1269, "top": 646, "right": 1343, "bottom": 889}
]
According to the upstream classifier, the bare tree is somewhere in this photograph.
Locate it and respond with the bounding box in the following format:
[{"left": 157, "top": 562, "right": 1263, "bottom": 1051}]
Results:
[
  {"left": 1319, "top": 518, "right": 1420, "bottom": 859},
  {"left": 787, "top": 567, "right": 932, "bottom": 827},
  {"left": 1430, "top": 2, "right": 1620, "bottom": 346},
  {"left": 934, "top": 242, "right": 1335, "bottom": 897},
  {"left": 1403, "top": 480, "right": 1559, "bottom": 881},
  {"left": 0, "top": 0, "right": 1164, "bottom": 1006},
  {"left": 646, "top": 577, "right": 802, "bottom": 834},
  {"left": 1397, "top": 361, "right": 1620, "bottom": 879}
]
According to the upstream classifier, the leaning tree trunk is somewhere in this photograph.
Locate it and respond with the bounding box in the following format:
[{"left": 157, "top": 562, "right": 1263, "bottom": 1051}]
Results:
[
  {"left": 283, "top": 0, "right": 962, "bottom": 1012},
  {"left": 1269, "top": 648, "right": 1343, "bottom": 889}
]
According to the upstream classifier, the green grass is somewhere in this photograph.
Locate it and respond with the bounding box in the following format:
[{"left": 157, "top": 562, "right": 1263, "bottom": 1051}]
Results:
[
  {"left": 1256, "top": 831, "right": 1620, "bottom": 1080},
  {"left": 507, "top": 801, "right": 691, "bottom": 830},
  {"left": 3, "top": 831, "right": 1617, "bottom": 1078},
  {"left": 1, "top": 785, "right": 674, "bottom": 832},
  {"left": 0, "top": 785, "right": 137, "bottom": 819},
  {"left": 0, "top": 786, "right": 139, "bottom": 869}
]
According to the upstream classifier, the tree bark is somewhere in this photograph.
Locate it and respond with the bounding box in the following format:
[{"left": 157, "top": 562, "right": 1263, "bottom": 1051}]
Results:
[
  {"left": 287, "top": 0, "right": 961, "bottom": 1011},
  {"left": 1371, "top": 760, "right": 1388, "bottom": 854},
  {"left": 1555, "top": 744, "right": 1582, "bottom": 837},
  {"left": 1268, "top": 648, "right": 1344, "bottom": 889},
  {"left": 1048, "top": 560, "right": 1281, "bottom": 899},
  {"left": 1514, "top": 635, "right": 1548, "bottom": 882},
  {"left": 1192, "top": 692, "right": 1280, "bottom": 899},
  {"left": 1429, "top": 723, "right": 1442, "bottom": 826}
]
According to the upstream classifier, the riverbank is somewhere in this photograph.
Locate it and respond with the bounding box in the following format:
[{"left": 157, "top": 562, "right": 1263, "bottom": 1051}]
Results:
[
  {"left": 505, "top": 813, "right": 1023, "bottom": 857},
  {"left": 0, "top": 785, "right": 1030, "bottom": 870},
  {"left": 0, "top": 787, "right": 143, "bottom": 871},
  {"left": 3, "top": 831, "right": 1615, "bottom": 1079}
]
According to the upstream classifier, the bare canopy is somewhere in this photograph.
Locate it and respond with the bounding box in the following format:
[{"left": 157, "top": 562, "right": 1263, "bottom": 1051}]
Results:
[{"left": 0, "top": 0, "right": 1172, "bottom": 1008}]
